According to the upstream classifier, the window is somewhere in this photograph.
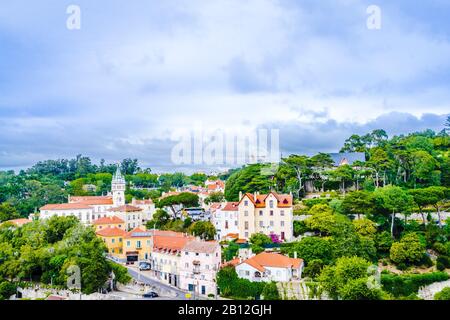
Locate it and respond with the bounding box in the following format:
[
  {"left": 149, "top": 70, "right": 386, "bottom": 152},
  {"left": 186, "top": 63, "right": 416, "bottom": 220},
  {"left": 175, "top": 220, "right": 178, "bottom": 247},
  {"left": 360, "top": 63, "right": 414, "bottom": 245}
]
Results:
[
  {"left": 147, "top": 240, "right": 151, "bottom": 246},
  {"left": 270, "top": 210, "right": 274, "bottom": 216},
  {"left": 185, "top": 263, "right": 189, "bottom": 268},
  {"left": 244, "top": 221, "right": 249, "bottom": 230},
  {"left": 127, "top": 241, "right": 130, "bottom": 247},
  {"left": 119, "top": 238, "right": 122, "bottom": 242},
  {"left": 137, "top": 240, "right": 141, "bottom": 248},
  {"left": 245, "top": 271, "right": 250, "bottom": 276},
  {"left": 270, "top": 221, "right": 274, "bottom": 227},
  {"left": 112, "top": 239, "right": 115, "bottom": 243},
  {"left": 235, "top": 220, "right": 238, "bottom": 226},
  {"left": 281, "top": 221, "right": 285, "bottom": 227},
  {"left": 244, "top": 200, "right": 248, "bottom": 206},
  {"left": 244, "top": 211, "right": 249, "bottom": 217},
  {"left": 259, "top": 221, "right": 264, "bottom": 227},
  {"left": 281, "top": 210, "right": 285, "bottom": 216},
  {"left": 185, "top": 252, "right": 189, "bottom": 255},
  {"left": 245, "top": 232, "right": 249, "bottom": 238},
  {"left": 269, "top": 200, "right": 274, "bottom": 208},
  {"left": 259, "top": 210, "right": 263, "bottom": 216},
  {"left": 225, "top": 221, "right": 228, "bottom": 229}
]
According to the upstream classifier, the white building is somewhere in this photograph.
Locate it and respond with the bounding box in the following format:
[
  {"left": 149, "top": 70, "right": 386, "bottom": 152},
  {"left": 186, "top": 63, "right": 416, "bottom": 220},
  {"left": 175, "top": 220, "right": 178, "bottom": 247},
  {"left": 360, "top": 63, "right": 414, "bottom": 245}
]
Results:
[
  {"left": 235, "top": 252, "right": 303, "bottom": 282},
  {"left": 179, "top": 240, "right": 221, "bottom": 297},
  {"left": 39, "top": 166, "right": 147, "bottom": 228},
  {"left": 212, "top": 202, "right": 239, "bottom": 241},
  {"left": 131, "top": 198, "right": 156, "bottom": 222},
  {"left": 108, "top": 204, "right": 143, "bottom": 230}
]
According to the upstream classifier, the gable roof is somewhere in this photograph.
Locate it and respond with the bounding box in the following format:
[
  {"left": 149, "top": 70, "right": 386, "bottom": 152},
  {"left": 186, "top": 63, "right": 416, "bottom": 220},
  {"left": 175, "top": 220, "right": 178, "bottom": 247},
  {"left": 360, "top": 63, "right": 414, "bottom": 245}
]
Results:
[
  {"left": 238, "top": 252, "right": 303, "bottom": 272},
  {"left": 125, "top": 227, "right": 152, "bottom": 238},
  {"left": 238, "top": 192, "right": 293, "bottom": 208},
  {"left": 69, "top": 196, "right": 113, "bottom": 205},
  {"left": 96, "top": 227, "right": 126, "bottom": 237},
  {"left": 182, "top": 240, "right": 220, "bottom": 254},
  {"left": 222, "top": 202, "right": 239, "bottom": 211},
  {"left": 92, "top": 216, "right": 124, "bottom": 225},
  {"left": 40, "top": 203, "right": 92, "bottom": 210}
]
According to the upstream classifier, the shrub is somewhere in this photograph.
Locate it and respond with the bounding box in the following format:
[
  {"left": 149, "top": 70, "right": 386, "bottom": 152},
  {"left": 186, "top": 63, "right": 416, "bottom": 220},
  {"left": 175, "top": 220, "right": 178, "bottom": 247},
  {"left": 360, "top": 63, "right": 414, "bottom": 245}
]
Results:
[
  {"left": 262, "top": 282, "right": 280, "bottom": 300},
  {"left": 433, "top": 242, "right": 448, "bottom": 255},
  {"left": 434, "top": 287, "right": 450, "bottom": 300},
  {"left": 293, "top": 221, "right": 310, "bottom": 237},
  {"left": 436, "top": 256, "right": 450, "bottom": 271},
  {"left": 389, "top": 233, "right": 426, "bottom": 266},
  {"left": 381, "top": 272, "right": 449, "bottom": 297},
  {"left": 0, "top": 281, "right": 16, "bottom": 300},
  {"left": 216, "top": 266, "right": 265, "bottom": 299}
]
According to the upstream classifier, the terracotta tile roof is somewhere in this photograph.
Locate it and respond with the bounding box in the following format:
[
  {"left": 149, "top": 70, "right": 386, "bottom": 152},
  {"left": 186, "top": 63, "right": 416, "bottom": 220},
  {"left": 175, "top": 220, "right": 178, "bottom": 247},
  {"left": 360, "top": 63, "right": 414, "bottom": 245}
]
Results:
[
  {"left": 108, "top": 204, "right": 142, "bottom": 212},
  {"left": 238, "top": 192, "right": 293, "bottom": 208},
  {"left": 235, "top": 239, "right": 247, "bottom": 244},
  {"left": 183, "top": 240, "right": 220, "bottom": 254},
  {"left": 92, "top": 216, "right": 124, "bottom": 225},
  {"left": 238, "top": 252, "right": 303, "bottom": 272},
  {"left": 125, "top": 227, "right": 152, "bottom": 238},
  {"left": 96, "top": 227, "right": 126, "bottom": 237},
  {"left": 4, "top": 218, "right": 32, "bottom": 226},
  {"left": 132, "top": 199, "right": 154, "bottom": 205},
  {"left": 153, "top": 235, "right": 192, "bottom": 253},
  {"left": 222, "top": 258, "right": 240, "bottom": 268},
  {"left": 70, "top": 196, "right": 113, "bottom": 205},
  {"left": 209, "top": 202, "right": 222, "bottom": 210},
  {"left": 40, "top": 203, "right": 92, "bottom": 210},
  {"left": 222, "top": 202, "right": 239, "bottom": 211}
]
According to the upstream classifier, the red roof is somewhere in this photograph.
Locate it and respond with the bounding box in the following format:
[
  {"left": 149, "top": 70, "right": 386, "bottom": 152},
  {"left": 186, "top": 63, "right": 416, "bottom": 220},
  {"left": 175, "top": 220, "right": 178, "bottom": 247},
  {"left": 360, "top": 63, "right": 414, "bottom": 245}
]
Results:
[
  {"left": 92, "top": 216, "right": 124, "bottom": 225},
  {"left": 109, "top": 205, "right": 142, "bottom": 212},
  {"left": 70, "top": 196, "right": 113, "bottom": 205},
  {"left": 96, "top": 227, "right": 126, "bottom": 237},
  {"left": 222, "top": 202, "right": 239, "bottom": 211},
  {"left": 238, "top": 252, "right": 303, "bottom": 272},
  {"left": 239, "top": 192, "right": 293, "bottom": 208},
  {"left": 40, "top": 203, "right": 92, "bottom": 210},
  {"left": 125, "top": 227, "right": 152, "bottom": 238},
  {"left": 4, "top": 218, "right": 32, "bottom": 226}
]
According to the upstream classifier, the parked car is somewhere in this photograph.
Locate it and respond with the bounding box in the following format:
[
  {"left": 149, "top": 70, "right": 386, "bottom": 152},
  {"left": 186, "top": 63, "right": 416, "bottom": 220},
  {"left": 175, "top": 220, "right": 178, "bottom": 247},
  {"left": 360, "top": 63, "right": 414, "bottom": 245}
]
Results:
[
  {"left": 143, "top": 291, "right": 159, "bottom": 298},
  {"left": 139, "top": 262, "right": 151, "bottom": 271}
]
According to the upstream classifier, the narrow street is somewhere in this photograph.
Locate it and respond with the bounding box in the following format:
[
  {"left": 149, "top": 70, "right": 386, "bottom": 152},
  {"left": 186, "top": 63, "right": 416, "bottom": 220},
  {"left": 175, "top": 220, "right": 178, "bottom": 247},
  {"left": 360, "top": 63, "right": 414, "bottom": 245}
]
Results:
[{"left": 126, "top": 266, "right": 189, "bottom": 300}]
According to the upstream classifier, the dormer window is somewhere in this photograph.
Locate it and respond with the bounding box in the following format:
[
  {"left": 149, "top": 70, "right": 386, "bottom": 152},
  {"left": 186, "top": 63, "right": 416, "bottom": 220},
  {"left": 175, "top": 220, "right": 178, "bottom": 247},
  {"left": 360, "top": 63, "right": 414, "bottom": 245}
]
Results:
[
  {"left": 283, "top": 199, "right": 289, "bottom": 204},
  {"left": 244, "top": 200, "right": 248, "bottom": 206},
  {"left": 269, "top": 200, "right": 274, "bottom": 208}
]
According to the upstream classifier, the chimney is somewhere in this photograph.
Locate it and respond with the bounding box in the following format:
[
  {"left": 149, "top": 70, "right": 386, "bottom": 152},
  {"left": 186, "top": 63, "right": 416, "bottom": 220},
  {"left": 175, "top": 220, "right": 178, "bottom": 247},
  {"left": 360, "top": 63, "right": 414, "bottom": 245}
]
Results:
[
  {"left": 294, "top": 251, "right": 297, "bottom": 259},
  {"left": 239, "top": 191, "right": 243, "bottom": 200},
  {"left": 254, "top": 192, "right": 257, "bottom": 200},
  {"left": 239, "top": 257, "right": 243, "bottom": 263}
]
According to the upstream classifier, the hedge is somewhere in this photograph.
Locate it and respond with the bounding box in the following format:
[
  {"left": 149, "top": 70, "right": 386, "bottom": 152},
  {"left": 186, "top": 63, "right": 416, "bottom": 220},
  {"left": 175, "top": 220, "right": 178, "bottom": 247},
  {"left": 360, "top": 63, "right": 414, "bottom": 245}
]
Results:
[{"left": 381, "top": 272, "right": 449, "bottom": 297}]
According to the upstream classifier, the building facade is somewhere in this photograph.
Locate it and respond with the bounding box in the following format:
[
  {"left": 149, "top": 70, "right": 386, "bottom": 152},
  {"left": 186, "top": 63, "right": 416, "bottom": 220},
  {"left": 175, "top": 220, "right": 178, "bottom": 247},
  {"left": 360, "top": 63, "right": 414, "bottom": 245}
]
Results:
[
  {"left": 237, "top": 192, "right": 294, "bottom": 242},
  {"left": 179, "top": 240, "right": 221, "bottom": 297},
  {"left": 235, "top": 252, "right": 303, "bottom": 282}
]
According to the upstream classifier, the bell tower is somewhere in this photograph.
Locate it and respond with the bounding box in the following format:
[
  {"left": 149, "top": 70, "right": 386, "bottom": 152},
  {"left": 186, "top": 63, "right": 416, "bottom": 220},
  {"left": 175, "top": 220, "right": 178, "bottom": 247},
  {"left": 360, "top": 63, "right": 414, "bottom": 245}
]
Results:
[{"left": 112, "top": 165, "right": 125, "bottom": 206}]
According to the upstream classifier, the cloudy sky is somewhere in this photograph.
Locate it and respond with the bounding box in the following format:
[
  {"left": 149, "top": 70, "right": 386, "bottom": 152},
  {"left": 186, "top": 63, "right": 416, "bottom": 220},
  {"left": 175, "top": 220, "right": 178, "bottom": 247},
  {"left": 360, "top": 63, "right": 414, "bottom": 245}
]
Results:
[{"left": 0, "top": 0, "right": 449, "bottom": 173}]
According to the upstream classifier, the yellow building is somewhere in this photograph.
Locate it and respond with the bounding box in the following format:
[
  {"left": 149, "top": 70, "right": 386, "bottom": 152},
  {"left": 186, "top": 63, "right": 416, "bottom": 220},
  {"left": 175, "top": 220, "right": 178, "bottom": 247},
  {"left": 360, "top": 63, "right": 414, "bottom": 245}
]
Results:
[
  {"left": 92, "top": 216, "right": 126, "bottom": 231},
  {"left": 123, "top": 227, "right": 153, "bottom": 262},
  {"left": 96, "top": 227, "right": 127, "bottom": 257}
]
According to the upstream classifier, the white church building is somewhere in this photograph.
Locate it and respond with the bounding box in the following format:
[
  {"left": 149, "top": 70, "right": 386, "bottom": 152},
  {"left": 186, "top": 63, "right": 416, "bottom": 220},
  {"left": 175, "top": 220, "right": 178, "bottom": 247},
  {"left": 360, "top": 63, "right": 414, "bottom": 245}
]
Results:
[{"left": 38, "top": 166, "right": 155, "bottom": 229}]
